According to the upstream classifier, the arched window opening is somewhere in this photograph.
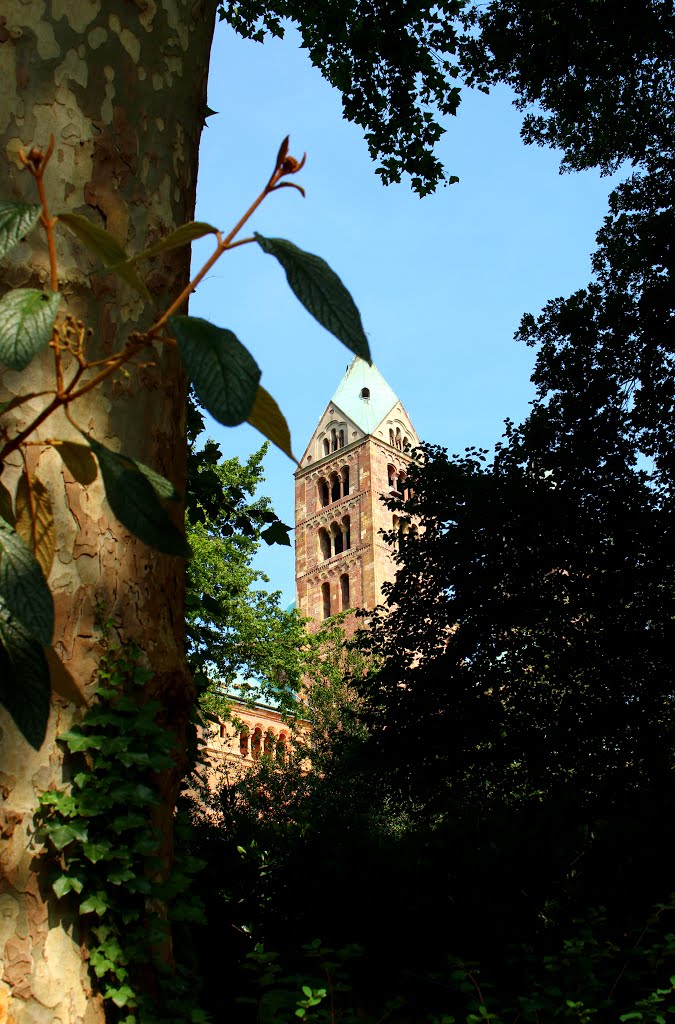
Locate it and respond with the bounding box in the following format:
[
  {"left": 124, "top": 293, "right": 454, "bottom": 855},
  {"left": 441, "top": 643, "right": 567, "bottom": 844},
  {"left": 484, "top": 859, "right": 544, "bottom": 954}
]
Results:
[
  {"left": 323, "top": 438, "right": 330, "bottom": 457},
  {"left": 333, "top": 523, "right": 344, "bottom": 555},
  {"left": 264, "top": 730, "right": 274, "bottom": 756},
  {"left": 339, "top": 429, "right": 345, "bottom": 448},
  {"left": 397, "top": 471, "right": 406, "bottom": 495},
  {"left": 387, "top": 464, "right": 396, "bottom": 490},
  {"left": 389, "top": 428, "right": 395, "bottom": 446},
  {"left": 403, "top": 435, "right": 409, "bottom": 449},
  {"left": 277, "top": 734, "right": 287, "bottom": 764},
  {"left": 319, "top": 527, "right": 331, "bottom": 561},
  {"left": 239, "top": 729, "right": 249, "bottom": 757},
  {"left": 322, "top": 581, "right": 331, "bottom": 619},
  {"left": 330, "top": 472, "right": 341, "bottom": 503},
  {"left": 342, "top": 514, "right": 351, "bottom": 551},
  {"left": 340, "top": 573, "right": 350, "bottom": 610},
  {"left": 341, "top": 465, "right": 350, "bottom": 496},
  {"left": 331, "top": 428, "right": 338, "bottom": 451},
  {"left": 318, "top": 478, "right": 329, "bottom": 507},
  {"left": 251, "top": 727, "right": 262, "bottom": 760},
  {"left": 360, "top": 387, "right": 370, "bottom": 399},
  {"left": 395, "top": 427, "right": 402, "bottom": 450},
  {"left": 409, "top": 524, "right": 419, "bottom": 540}
]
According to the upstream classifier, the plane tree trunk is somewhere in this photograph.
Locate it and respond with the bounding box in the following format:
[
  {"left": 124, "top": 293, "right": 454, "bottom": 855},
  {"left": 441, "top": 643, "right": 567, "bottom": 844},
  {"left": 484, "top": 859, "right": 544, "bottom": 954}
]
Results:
[{"left": 0, "top": 3, "right": 216, "bottom": 1020}]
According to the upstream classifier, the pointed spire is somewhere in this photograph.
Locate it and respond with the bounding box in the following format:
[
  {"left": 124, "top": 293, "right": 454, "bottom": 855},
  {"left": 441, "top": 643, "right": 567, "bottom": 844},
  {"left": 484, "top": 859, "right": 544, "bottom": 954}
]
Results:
[{"left": 330, "top": 356, "right": 399, "bottom": 435}]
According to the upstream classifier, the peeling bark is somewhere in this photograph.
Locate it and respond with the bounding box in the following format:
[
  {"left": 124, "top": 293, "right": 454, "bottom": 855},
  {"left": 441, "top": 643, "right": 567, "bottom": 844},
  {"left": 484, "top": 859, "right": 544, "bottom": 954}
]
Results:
[{"left": 0, "top": 3, "right": 216, "bottom": 1020}]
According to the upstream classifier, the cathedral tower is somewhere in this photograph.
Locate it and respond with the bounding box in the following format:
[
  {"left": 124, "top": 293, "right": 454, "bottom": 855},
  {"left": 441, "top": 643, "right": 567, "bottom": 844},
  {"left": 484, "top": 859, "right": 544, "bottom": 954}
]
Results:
[{"left": 294, "top": 357, "right": 419, "bottom": 627}]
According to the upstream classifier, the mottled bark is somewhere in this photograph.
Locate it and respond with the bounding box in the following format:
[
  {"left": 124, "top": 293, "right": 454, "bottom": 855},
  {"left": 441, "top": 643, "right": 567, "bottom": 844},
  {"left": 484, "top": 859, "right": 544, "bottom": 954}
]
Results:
[{"left": 0, "top": 2, "right": 216, "bottom": 1020}]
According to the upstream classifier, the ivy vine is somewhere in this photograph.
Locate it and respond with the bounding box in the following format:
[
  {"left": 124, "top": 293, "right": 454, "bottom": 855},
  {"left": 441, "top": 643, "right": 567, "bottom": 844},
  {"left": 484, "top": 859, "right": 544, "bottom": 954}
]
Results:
[{"left": 34, "top": 639, "right": 209, "bottom": 1024}]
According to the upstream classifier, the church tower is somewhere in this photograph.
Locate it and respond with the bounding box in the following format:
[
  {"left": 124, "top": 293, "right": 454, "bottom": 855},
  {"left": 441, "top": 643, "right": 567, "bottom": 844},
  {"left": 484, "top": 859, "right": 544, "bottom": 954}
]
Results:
[{"left": 294, "top": 357, "right": 420, "bottom": 627}]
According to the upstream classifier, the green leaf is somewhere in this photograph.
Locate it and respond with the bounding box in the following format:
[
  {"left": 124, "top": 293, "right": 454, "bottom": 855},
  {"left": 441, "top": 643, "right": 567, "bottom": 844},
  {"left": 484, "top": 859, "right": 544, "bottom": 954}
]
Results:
[
  {"left": 0, "top": 201, "right": 42, "bottom": 259},
  {"left": 254, "top": 234, "right": 370, "bottom": 361},
  {"left": 0, "top": 609, "right": 50, "bottom": 750},
  {"left": 0, "top": 480, "right": 14, "bottom": 527},
  {"left": 85, "top": 437, "right": 190, "bottom": 558},
  {"left": 261, "top": 520, "right": 292, "bottom": 547},
  {"left": 0, "top": 519, "right": 54, "bottom": 644},
  {"left": 57, "top": 212, "right": 150, "bottom": 300},
  {"left": 170, "top": 315, "right": 261, "bottom": 427},
  {"left": 0, "top": 288, "right": 61, "bottom": 370},
  {"left": 247, "top": 384, "right": 296, "bottom": 460},
  {"left": 80, "top": 891, "right": 110, "bottom": 916},
  {"left": 52, "top": 874, "right": 83, "bottom": 898},
  {"left": 56, "top": 441, "right": 98, "bottom": 485},
  {"left": 125, "top": 221, "right": 218, "bottom": 262},
  {"left": 48, "top": 823, "right": 87, "bottom": 850},
  {"left": 302, "top": 987, "right": 313, "bottom": 998}
]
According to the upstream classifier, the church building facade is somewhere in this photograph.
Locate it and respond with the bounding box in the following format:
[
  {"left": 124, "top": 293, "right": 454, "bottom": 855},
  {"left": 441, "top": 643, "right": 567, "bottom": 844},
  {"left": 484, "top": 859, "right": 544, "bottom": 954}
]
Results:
[{"left": 294, "top": 356, "right": 419, "bottom": 627}]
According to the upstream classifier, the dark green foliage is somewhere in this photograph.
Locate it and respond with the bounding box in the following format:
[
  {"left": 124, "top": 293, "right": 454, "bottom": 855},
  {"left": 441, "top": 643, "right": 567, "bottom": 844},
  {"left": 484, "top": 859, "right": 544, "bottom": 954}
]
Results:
[
  {"left": 218, "top": 0, "right": 467, "bottom": 195},
  {"left": 0, "top": 608, "right": 50, "bottom": 750}
]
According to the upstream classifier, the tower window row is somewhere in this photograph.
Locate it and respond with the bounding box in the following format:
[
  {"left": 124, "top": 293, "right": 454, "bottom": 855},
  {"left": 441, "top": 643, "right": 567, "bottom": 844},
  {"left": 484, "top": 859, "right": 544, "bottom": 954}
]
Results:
[
  {"left": 238, "top": 726, "right": 288, "bottom": 763},
  {"left": 389, "top": 426, "right": 409, "bottom": 450},
  {"left": 318, "top": 515, "right": 351, "bottom": 560},
  {"left": 322, "top": 427, "right": 345, "bottom": 456},
  {"left": 318, "top": 466, "right": 350, "bottom": 507},
  {"left": 321, "top": 573, "right": 350, "bottom": 619}
]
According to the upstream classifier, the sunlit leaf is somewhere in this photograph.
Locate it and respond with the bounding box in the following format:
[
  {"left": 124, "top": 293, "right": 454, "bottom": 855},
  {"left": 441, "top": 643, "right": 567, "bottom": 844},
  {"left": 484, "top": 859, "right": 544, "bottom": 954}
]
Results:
[
  {"left": 247, "top": 384, "right": 296, "bottom": 461},
  {"left": 0, "top": 201, "right": 42, "bottom": 259},
  {"left": 255, "top": 233, "right": 370, "bottom": 361},
  {"left": 15, "top": 474, "right": 56, "bottom": 579},
  {"left": 170, "top": 315, "right": 261, "bottom": 427},
  {"left": 57, "top": 212, "right": 150, "bottom": 300},
  {"left": 0, "top": 289, "right": 60, "bottom": 370}
]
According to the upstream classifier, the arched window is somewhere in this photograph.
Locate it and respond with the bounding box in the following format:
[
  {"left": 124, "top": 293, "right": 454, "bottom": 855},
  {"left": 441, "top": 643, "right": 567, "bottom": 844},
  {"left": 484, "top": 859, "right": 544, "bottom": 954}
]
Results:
[
  {"left": 403, "top": 435, "right": 409, "bottom": 449},
  {"left": 277, "top": 734, "right": 287, "bottom": 764},
  {"left": 340, "top": 573, "right": 350, "bottom": 609},
  {"left": 319, "top": 527, "right": 331, "bottom": 561},
  {"left": 323, "top": 438, "right": 330, "bottom": 457},
  {"left": 342, "top": 514, "right": 351, "bottom": 551},
  {"left": 330, "top": 472, "right": 341, "bottom": 503},
  {"left": 339, "top": 429, "right": 345, "bottom": 448},
  {"left": 397, "top": 471, "right": 406, "bottom": 495},
  {"left": 395, "top": 427, "right": 402, "bottom": 450},
  {"left": 387, "top": 464, "right": 396, "bottom": 490},
  {"left": 332, "top": 522, "right": 343, "bottom": 555},
  {"left": 360, "top": 387, "right": 370, "bottom": 399},
  {"left": 331, "top": 428, "right": 338, "bottom": 451},
  {"left": 251, "top": 727, "right": 262, "bottom": 760},
  {"left": 264, "top": 730, "right": 274, "bottom": 756},
  {"left": 341, "top": 465, "right": 350, "bottom": 496},
  {"left": 389, "top": 428, "right": 395, "bottom": 446},
  {"left": 409, "top": 524, "right": 419, "bottom": 540},
  {"left": 318, "top": 478, "right": 329, "bottom": 507},
  {"left": 322, "top": 581, "right": 331, "bottom": 619},
  {"left": 239, "top": 729, "right": 249, "bottom": 757}
]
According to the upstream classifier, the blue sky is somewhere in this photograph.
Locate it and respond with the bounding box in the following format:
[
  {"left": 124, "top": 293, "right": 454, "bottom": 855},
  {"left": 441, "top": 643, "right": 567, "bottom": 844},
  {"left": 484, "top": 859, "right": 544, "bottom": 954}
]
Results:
[{"left": 190, "top": 21, "right": 620, "bottom": 607}]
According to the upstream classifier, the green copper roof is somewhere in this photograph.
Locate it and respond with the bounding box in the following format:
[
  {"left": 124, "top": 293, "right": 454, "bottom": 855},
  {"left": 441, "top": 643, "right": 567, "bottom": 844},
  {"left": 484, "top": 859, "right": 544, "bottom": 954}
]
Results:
[{"left": 331, "top": 357, "right": 399, "bottom": 435}]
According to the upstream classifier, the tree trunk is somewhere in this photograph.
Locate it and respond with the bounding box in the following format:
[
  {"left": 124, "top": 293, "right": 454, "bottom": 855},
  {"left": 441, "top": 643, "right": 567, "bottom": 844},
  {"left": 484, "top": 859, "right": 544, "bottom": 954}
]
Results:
[{"left": 0, "top": 3, "right": 216, "bottom": 1020}]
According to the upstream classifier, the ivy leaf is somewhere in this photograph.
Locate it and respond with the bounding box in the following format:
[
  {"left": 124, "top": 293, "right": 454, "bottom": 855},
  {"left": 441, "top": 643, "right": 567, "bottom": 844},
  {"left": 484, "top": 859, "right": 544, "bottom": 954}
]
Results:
[
  {"left": 124, "top": 221, "right": 219, "bottom": 262},
  {"left": 15, "top": 474, "right": 56, "bottom": 579},
  {"left": 79, "top": 891, "right": 110, "bottom": 916},
  {"left": 57, "top": 212, "right": 150, "bottom": 301},
  {"left": 247, "top": 384, "right": 296, "bottom": 461},
  {"left": 0, "top": 289, "right": 61, "bottom": 370},
  {"left": 260, "top": 520, "right": 292, "bottom": 547},
  {"left": 0, "top": 608, "right": 51, "bottom": 750},
  {"left": 254, "top": 234, "right": 371, "bottom": 362},
  {"left": 0, "top": 519, "right": 54, "bottom": 645},
  {"left": 85, "top": 437, "right": 191, "bottom": 558},
  {"left": 55, "top": 441, "right": 99, "bottom": 486},
  {"left": 52, "top": 874, "right": 84, "bottom": 898},
  {"left": 0, "top": 201, "right": 42, "bottom": 259},
  {"left": 169, "top": 315, "right": 261, "bottom": 427}
]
